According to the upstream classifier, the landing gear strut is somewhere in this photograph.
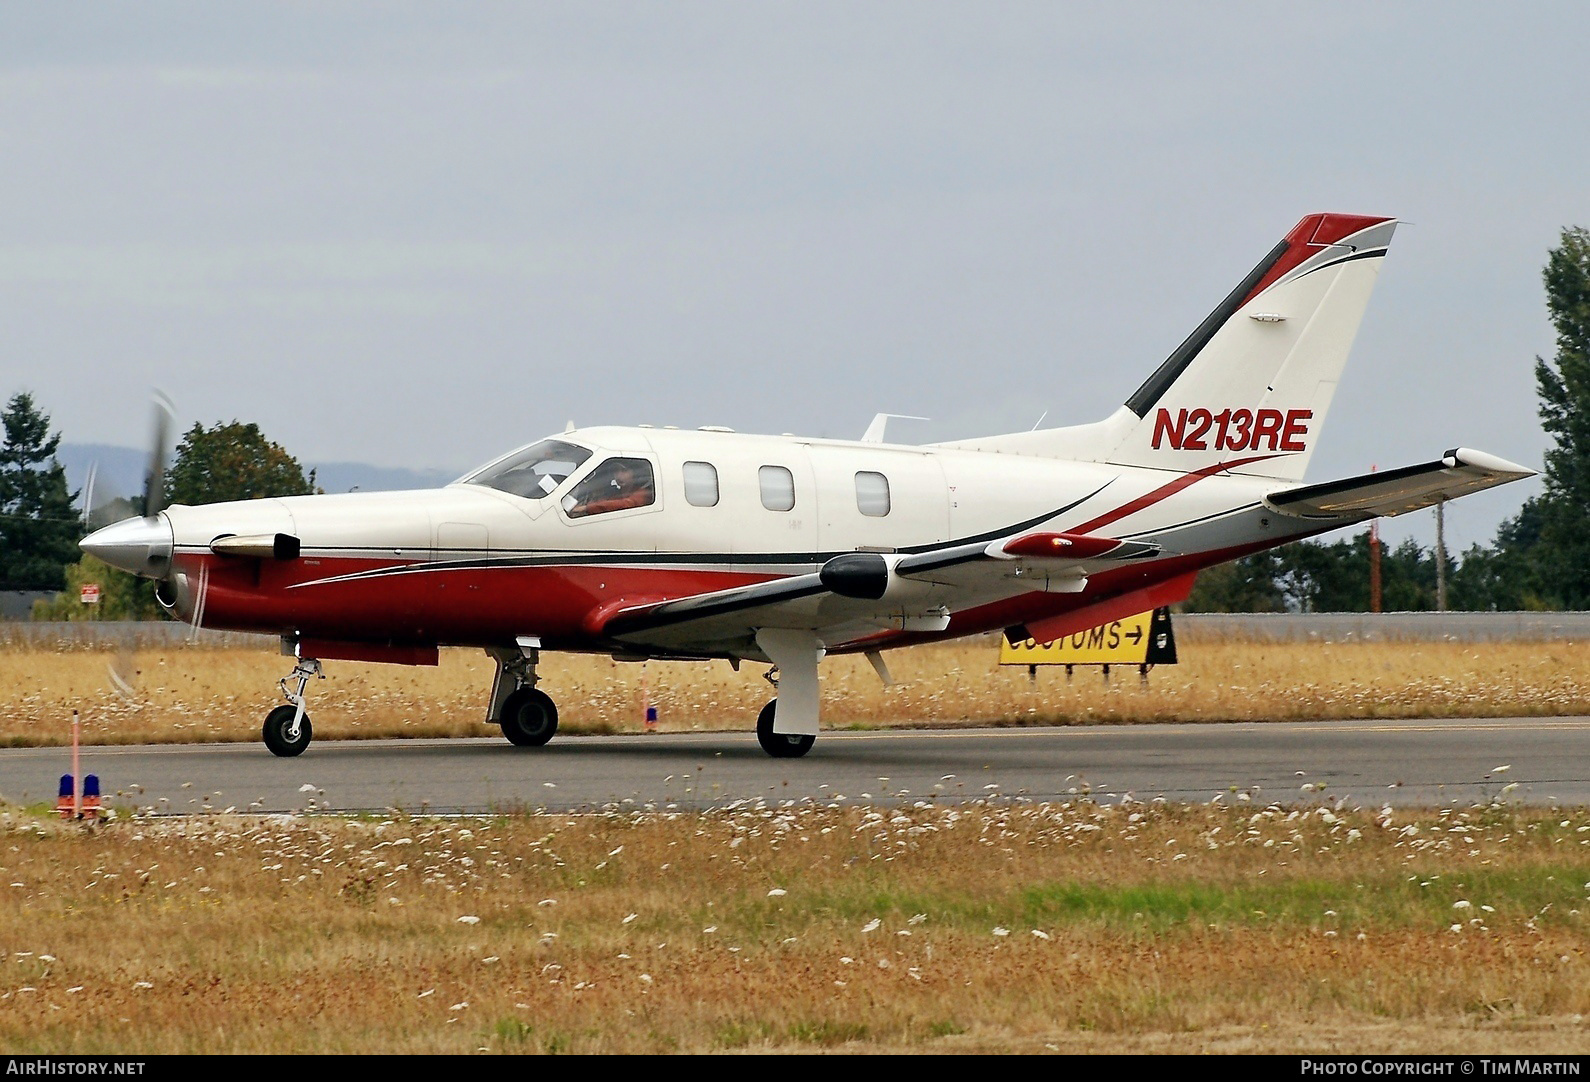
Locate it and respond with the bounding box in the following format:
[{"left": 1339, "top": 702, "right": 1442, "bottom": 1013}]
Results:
[
  {"left": 264, "top": 657, "right": 322, "bottom": 757},
  {"left": 487, "top": 638, "right": 559, "bottom": 748},
  {"left": 752, "top": 629, "right": 824, "bottom": 759}
]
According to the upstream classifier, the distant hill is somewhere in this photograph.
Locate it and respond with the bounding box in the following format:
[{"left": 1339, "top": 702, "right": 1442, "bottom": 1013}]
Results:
[{"left": 54, "top": 443, "right": 463, "bottom": 512}]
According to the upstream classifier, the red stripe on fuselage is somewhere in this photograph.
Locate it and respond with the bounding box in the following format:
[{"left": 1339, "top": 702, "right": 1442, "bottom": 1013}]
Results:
[
  {"left": 1067, "top": 454, "right": 1278, "bottom": 536},
  {"left": 174, "top": 550, "right": 783, "bottom": 649}
]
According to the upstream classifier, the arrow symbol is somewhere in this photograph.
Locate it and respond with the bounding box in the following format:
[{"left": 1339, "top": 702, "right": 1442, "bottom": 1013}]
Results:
[{"left": 1125, "top": 627, "right": 1144, "bottom": 645}]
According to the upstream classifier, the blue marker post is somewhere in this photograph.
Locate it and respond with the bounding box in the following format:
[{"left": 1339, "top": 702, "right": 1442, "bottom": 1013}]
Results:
[{"left": 82, "top": 774, "right": 102, "bottom": 820}]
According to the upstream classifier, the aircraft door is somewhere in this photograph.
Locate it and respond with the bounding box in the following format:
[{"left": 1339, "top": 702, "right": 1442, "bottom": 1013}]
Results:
[
  {"left": 554, "top": 449, "right": 663, "bottom": 555},
  {"left": 806, "top": 447, "right": 949, "bottom": 554},
  {"left": 728, "top": 445, "right": 819, "bottom": 559}
]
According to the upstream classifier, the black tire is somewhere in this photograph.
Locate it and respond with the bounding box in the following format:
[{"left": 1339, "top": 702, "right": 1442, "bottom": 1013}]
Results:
[
  {"left": 501, "top": 687, "right": 559, "bottom": 747},
  {"left": 263, "top": 704, "right": 313, "bottom": 757},
  {"left": 756, "top": 699, "right": 814, "bottom": 759}
]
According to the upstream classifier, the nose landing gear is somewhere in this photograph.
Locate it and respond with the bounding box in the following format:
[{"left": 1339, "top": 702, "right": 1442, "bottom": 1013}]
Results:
[
  {"left": 263, "top": 657, "right": 322, "bottom": 757},
  {"left": 487, "top": 638, "right": 559, "bottom": 748}
]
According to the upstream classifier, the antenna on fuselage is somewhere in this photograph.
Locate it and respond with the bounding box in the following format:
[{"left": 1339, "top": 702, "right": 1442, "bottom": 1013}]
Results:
[
  {"left": 565, "top": 420, "right": 576, "bottom": 433},
  {"left": 861, "top": 413, "right": 929, "bottom": 443}
]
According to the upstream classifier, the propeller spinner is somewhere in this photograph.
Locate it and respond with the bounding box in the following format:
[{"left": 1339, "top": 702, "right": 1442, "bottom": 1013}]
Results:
[{"left": 80, "top": 392, "right": 175, "bottom": 580}]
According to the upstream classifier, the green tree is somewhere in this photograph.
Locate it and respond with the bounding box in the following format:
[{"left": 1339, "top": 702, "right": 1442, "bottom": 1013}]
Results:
[
  {"left": 1447, "top": 504, "right": 1550, "bottom": 611},
  {"left": 165, "top": 421, "right": 316, "bottom": 506},
  {"left": 0, "top": 392, "right": 81, "bottom": 590},
  {"left": 1526, "top": 225, "right": 1590, "bottom": 607},
  {"left": 1186, "top": 533, "right": 1459, "bottom": 613},
  {"left": 31, "top": 553, "right": 165, "bottom": 621},
  {"left": 1182, "top": 550, "right": 1286, "bottom": 612}
]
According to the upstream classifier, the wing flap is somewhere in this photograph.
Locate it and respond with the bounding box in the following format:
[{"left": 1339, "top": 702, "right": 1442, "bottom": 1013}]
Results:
[{"left": 1264, "top": 447, "right": 1534, "bottom": 520}]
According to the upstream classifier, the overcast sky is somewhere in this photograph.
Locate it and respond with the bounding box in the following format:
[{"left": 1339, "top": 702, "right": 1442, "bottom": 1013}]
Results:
[{"left": 2, "top": 2, "right": 1586, "bottom": 552}]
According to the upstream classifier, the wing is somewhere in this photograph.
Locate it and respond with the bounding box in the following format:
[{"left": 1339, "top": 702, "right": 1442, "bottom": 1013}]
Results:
[
  {"left": 596, "top": 531, "right": 1159, "bottom": 659},
  {"left": 1265, "top": 447, "right": 1534, "bottom": 521}
]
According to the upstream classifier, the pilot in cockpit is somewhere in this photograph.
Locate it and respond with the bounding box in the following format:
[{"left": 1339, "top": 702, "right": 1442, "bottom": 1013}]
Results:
[{"left": 565, "top": 459, "right": 655, "bottom": 517}]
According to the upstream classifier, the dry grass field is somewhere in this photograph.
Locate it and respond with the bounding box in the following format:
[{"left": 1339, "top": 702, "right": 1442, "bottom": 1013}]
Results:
[
  {"left": 2, "top": 798, "right": 1588, "bottom": 1054},
  {"left": 0, "top": 635, "right": 1587, "bottom": 748},
  {"left": 5, "top": 634, "right": 1590, "bottom": 1053}
]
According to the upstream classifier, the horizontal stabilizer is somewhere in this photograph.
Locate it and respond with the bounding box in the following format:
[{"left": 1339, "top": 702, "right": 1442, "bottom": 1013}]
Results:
[{"left": 1264, "top": 448, "right": 1535, "bottom": 520}]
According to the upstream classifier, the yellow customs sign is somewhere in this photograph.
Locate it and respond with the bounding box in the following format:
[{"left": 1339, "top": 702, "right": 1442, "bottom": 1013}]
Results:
[{"left": 999, "top": 607, "right": 1178, "bottom": 667}]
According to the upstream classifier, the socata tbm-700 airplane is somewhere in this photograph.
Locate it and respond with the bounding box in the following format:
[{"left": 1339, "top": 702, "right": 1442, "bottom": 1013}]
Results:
[{"left": 81, "top": 212, "right": 1533, "bottom": 759}]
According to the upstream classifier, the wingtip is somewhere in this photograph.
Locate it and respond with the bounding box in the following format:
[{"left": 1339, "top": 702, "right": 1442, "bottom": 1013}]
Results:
[{"left": 1445, "top": 447, "right": 1537, "bottom": 478}]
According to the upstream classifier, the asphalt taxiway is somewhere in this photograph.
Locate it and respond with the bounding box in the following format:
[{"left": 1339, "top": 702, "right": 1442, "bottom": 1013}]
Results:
[{"left": 1, "top": 717, "right": 1585, "bottom": 815}]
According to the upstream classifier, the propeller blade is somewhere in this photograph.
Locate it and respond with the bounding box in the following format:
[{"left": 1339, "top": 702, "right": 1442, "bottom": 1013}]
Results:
[
  {"left": 143, "top": 390, "right": 174, "bottom": 517},
  {"left": 81, "top": 461, "right": 97, "bottom": 529}
]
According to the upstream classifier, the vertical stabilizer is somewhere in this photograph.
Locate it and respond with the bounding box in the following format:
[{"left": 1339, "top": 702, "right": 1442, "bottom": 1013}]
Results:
[{"left": 939, "top": 213, "right": 1397, "bottom": 481}]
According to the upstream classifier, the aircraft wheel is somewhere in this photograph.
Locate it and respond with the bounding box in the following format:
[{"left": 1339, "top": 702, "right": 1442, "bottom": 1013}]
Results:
[
  {"left": 263, "top": 704, "right": 313, "bottom": 758},
  {"left": 756, "top": 699, "right": 814, "bottom": 759},
  {"left": 501, "top": 688, "right": 559, "bottom": 747}
]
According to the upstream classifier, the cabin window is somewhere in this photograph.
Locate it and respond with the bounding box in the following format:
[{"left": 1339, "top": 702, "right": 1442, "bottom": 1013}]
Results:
[
  {"left": 759, "top": 465, "right": 795, "bottom": 512},
  {"left": 562, "top": 457, "right": 656, "bottom": 518},
  {"left": 682, "top": 461, "right": 719, "bottom": 507},
  {"left": 855, "top": 471, "right": 891, "bottom": 517},
  {"left": 462, "top": 438, "right": 592, "bottom": 499}
]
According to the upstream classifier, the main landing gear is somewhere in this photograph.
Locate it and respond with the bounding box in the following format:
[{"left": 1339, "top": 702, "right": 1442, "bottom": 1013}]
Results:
[
  {"left": 487, "top": 638, "right": 559, "bottom": 748},
  {"left": 264, "top": 657, "right": 322, "bottom": 757},
  {"left": 756, "top": 698, "right": 814, "bottom": 758},
  {"left": 751, "top": 629, "right": 824, "bottom": 759}
]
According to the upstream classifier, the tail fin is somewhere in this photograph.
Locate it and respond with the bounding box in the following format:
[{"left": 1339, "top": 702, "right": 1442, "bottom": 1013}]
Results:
[{"left": 940, "top": 213, "right": 1397, "bottom": 481}]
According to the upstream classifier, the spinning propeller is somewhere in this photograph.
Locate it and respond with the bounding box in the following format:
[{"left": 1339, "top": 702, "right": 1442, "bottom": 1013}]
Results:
[{"left": 80, "top": 392, "right": 177, "bottom": 583}]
